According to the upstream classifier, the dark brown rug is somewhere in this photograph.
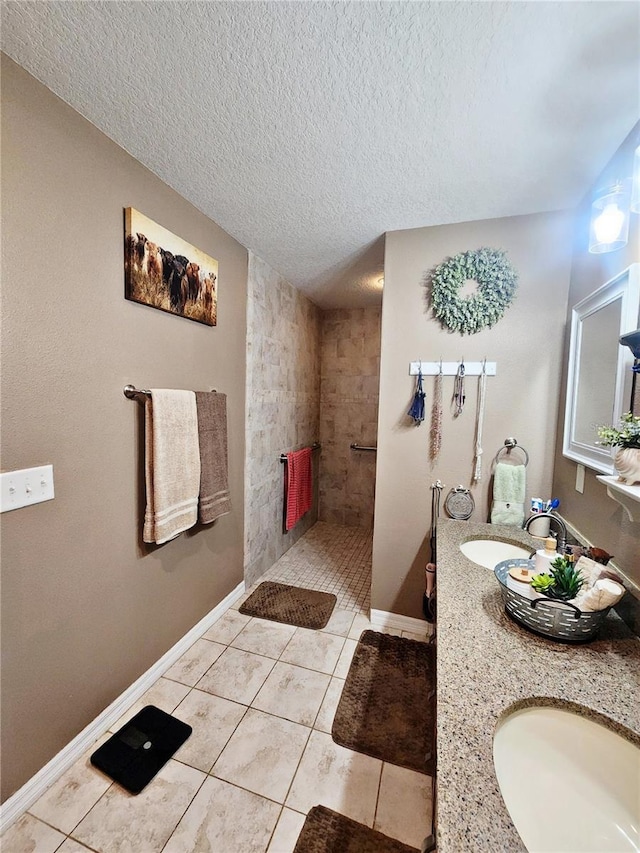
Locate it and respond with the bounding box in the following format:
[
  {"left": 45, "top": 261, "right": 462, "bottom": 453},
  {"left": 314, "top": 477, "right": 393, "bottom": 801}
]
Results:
[
  {"left": 293, "top": 806, "right": 419, "bottom": 853},
  {"left": 332, "top": 630, "right": 435, "bottom": 775},
  {"left": 239, "top": 581, "right": 337, "bottom": 629}
]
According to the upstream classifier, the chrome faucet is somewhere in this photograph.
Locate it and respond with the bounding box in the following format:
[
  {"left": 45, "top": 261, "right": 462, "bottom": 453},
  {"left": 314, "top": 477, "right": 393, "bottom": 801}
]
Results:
[{"left": 523, "top": 513, "right": 568, "bottom": 553}]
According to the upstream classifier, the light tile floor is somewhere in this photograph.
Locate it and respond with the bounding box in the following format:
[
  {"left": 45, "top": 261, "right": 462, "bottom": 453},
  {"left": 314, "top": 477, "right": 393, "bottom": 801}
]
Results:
[{"left": 3, "top": 523, "right": 433, "bottom": 853}]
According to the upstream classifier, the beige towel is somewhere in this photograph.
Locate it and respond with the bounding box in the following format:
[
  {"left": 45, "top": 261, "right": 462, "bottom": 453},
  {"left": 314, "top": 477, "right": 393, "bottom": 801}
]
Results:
[
  {"left": 195, "top": 391, "right": 231, "bottom": 524},
  {"left": 574, "top": 578, "right": 625, "bottom": 612},
  {"left": 143, "top": 390, "right": 201, "bottom": 544}
]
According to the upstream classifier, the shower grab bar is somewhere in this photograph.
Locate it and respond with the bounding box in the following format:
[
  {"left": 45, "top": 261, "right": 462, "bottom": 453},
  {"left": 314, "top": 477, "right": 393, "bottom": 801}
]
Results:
[
  {"left": 279, "top": 443, "right": 321, "bottom": 463},
  {"left": 350, "top": 443, "right": 377, "bottom": 452}
]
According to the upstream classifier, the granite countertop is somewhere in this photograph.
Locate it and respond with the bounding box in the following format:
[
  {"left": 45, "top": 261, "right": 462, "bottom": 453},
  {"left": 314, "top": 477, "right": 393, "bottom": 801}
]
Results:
[{"left": 435, "top": 518, "right": 640, "bottom": 852}]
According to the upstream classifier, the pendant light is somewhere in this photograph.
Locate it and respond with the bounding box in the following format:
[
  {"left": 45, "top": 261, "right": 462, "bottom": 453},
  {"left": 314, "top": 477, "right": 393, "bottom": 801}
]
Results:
[{"left": 588, "top": 181, "right": 631, "bottom": 254}]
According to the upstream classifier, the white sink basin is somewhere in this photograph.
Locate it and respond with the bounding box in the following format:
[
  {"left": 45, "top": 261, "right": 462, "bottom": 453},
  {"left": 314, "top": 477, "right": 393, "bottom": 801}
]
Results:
[
  {"left": 459, "top": 538, "right": 531, "bottom": 569},
  {"left": 494, "top": 705, "right": 640, "bottom": 852}
]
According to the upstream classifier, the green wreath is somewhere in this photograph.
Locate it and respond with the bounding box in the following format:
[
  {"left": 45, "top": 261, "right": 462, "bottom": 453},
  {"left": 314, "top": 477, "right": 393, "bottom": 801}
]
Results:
[{"left": 429, "top": 248, "right": 518, "bottom": 335}]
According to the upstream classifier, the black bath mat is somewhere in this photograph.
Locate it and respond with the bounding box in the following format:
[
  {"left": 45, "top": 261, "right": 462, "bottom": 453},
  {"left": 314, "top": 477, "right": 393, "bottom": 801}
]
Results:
[
  {"left": 293, "top": 806, "right": 419, "bottom": 853},
  {"left": 240, "top": 581, "right": 336, "bottom": 629},
  {"left": 332, "top": 630, "right": 435, "bottom": 775},
  {"left": 91, "top": 705, "right": 191, "bottom": 794}
]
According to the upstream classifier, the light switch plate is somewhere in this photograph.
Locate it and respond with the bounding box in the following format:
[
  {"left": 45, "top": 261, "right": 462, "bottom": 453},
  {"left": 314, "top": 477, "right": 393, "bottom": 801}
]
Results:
[
  {"left": 575, "top": 463, "right": 585, "bottom": 494},
  {"left": 1, "top": 465, "right": 55, "bottom": 512}
]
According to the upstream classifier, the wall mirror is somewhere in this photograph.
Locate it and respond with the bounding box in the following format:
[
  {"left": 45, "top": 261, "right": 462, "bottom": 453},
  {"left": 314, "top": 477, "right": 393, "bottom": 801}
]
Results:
[{"left": 563, "top": 264, "right": 640, "bottom": 473}]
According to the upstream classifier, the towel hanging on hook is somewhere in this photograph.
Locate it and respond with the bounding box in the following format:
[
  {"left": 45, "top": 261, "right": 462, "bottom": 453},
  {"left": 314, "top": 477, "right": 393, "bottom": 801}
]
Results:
[
  {"left": 408, "top": 364, "right": 426, "bottom": 425},
  {"left": 430, "top": 359, "right": 443, "bottom": 461},
  {"left": 473, "top": 358, "right": 488, "bottom": 482},
  {"left": 453, "top": 358, "right": 465, "bottom": 417}
]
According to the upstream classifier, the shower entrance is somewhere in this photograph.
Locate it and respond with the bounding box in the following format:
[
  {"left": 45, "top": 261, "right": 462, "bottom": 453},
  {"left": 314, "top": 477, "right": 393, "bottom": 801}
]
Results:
[{"left": 260, "top": 522, "right": 372, "bottom": 615}]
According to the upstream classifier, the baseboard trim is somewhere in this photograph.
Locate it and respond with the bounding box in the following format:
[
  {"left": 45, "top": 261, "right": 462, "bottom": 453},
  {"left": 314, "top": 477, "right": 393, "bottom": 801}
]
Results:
[
  {"left": 0, "top": 580, "right": 245, "bottom": 833},
  {"left": 370, "top": 609, "right": 429, "bottom": 634}
]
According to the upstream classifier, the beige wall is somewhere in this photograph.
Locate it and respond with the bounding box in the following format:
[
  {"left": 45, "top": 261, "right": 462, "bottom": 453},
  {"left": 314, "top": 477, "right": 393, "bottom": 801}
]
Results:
[
  {"left": 553, "top": 124, "right": 640, "bottom": 592},
  {"left": 319, "top": 307, "right": 381, "bottom": 527},
  {"left": 373, "top": 212, "right": 573, "bottom": 618},
  {"left": 244, "top": 253, "right": 322, "bottom": 587},
  {"left": 0, "top": 57, "right": 248, "bottom": 800}
]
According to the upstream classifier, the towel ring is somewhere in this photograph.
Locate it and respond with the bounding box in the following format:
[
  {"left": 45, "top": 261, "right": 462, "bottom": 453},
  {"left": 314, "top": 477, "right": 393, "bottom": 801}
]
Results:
[{"left": 493, "top": 437, "right": 529, "bottom": 467}]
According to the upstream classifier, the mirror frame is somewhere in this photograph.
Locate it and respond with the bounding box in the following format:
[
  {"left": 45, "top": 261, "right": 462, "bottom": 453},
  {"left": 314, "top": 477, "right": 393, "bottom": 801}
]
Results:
[{"left": 563, "top": 264, "right": 640, "bottom": 474}]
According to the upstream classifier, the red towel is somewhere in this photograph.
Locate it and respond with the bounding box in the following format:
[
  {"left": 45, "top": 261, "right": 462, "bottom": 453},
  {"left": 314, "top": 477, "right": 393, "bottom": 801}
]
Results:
[{"left": 285, "top": 447, "right": 313, "bottom": 531}]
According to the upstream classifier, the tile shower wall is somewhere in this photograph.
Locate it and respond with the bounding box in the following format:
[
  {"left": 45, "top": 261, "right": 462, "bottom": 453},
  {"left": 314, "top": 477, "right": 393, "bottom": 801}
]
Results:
[
  {"left": 319, "top": 307, "right": 382, "bottom": 527},
  {"left": 244, "top": 253, "right": 322, "bottom": 587}
]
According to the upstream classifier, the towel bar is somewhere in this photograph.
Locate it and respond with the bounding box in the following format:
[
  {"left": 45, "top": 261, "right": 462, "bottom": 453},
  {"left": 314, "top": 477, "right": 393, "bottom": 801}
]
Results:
[
  {"left": 350, "top": 443, "right": 377, "bottom": 452},
  {"left": 279, "top": 443, "right": 321, "bottom": 463},
  {"left": 124, "top": 384, "right": 151, "bottom": 400},
  {"left": 124, "top": 384, "right": 217, "bottom": 401}
]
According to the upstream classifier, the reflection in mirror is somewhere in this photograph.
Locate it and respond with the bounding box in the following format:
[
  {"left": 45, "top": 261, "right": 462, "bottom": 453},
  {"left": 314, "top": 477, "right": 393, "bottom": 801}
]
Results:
[
  {"left": 574, "top": 301, "right": 620, "bottom": 446},
  {"left": 563, "top": 264, "right": 640, "bottom": 474}
]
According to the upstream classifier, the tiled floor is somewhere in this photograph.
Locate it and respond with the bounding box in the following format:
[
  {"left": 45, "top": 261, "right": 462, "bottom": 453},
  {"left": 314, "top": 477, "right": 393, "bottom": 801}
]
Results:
[
  {"left": 261, "top": 521, "right": 372, "bottom": 613},
  {"left": 3, "top": 523, "right": 433, "bottom": 853}
]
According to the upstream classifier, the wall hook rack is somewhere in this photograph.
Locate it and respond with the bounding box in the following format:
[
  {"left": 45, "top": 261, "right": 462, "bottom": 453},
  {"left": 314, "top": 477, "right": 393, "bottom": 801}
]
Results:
[{"left": 409, "top": 361, "right": 497, "bottom": 377}]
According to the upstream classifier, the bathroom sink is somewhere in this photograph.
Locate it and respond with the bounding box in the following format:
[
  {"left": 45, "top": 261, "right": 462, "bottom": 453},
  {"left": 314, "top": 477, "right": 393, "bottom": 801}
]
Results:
[
  {"left": 494, "top": 704, "right": 640, "bottom": 852},
  {"left": 459, "top": 538, "right": 531, "bottom": 569}
]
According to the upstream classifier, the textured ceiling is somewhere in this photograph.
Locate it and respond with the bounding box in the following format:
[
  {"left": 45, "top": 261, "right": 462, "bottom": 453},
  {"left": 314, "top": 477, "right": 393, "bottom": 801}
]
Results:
[{"left": 2, "top": 1, "right": 638, "bottom": 308}]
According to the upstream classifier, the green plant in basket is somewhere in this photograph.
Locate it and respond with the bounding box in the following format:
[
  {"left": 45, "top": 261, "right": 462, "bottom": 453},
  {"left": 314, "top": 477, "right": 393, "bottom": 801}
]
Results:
[
  {"left": 546, "top": 557, "right": 584, "bottom": 601},
  {"left": 530, "top": 573, "right": 555, "bottom": 594}
]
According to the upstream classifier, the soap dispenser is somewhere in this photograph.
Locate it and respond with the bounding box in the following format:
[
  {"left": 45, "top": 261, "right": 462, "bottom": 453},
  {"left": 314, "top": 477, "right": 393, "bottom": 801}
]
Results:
[{"left": 534, "top": 537, "right": 558, "bottom": 575}]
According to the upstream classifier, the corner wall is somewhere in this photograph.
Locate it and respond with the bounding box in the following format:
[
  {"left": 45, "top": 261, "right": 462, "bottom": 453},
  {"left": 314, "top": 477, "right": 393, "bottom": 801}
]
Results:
[
  {"left": 373, "top": 212, "right": 573, "bottom": 618},
  {"left": 244, "top": 253, "right": 322, "bottom": 587},
  {"left": 552, "top": 124, "right": 640, "bottom": 591},
  {"left": 1, "top": 57, "right": 248, "bottom": 800}
]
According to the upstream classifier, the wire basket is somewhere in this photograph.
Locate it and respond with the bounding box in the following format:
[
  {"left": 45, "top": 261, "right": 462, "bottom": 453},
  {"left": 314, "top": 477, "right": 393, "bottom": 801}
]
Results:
[{"left": 494, "top": 559, "right": 611, "bottom": 643}]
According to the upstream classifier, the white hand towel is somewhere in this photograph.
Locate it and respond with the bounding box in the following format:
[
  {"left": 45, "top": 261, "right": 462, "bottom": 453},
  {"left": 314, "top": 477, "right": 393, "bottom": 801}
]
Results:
[
  {"left": 143, "top": 389, "right": 201, "bottom": 544},
  {"left": 574, "top": 556, "right": 600, "bottom": 587},
  {"left": 490, "top": 463, "right": 526, "bottom": 527},
  {"left": 491, "top": 500, "right": 525, "bottom": 526},
  {"left": 575, "top": 578, "right": 625, "bottom": 612}
]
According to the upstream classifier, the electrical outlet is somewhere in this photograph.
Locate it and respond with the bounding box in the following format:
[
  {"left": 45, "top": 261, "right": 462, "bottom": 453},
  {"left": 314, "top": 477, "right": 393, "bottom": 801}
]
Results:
[
  {"left": 1, "top": 465, "right": 55, "bottom": 512},
  {"left": 575, "top": 464, "right": 585, "bottom": 494}
]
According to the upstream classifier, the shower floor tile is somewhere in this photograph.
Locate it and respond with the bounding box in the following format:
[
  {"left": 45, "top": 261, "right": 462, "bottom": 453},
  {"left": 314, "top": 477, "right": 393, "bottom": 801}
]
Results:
[{"left": 260, "top": 522, "right": 372, "bottom": 613}]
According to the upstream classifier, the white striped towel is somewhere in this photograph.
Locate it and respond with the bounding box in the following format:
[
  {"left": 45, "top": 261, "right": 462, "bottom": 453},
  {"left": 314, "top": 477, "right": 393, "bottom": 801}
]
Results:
[{"left": 143, "top": 389, "right": 201, "bottom": 544}]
